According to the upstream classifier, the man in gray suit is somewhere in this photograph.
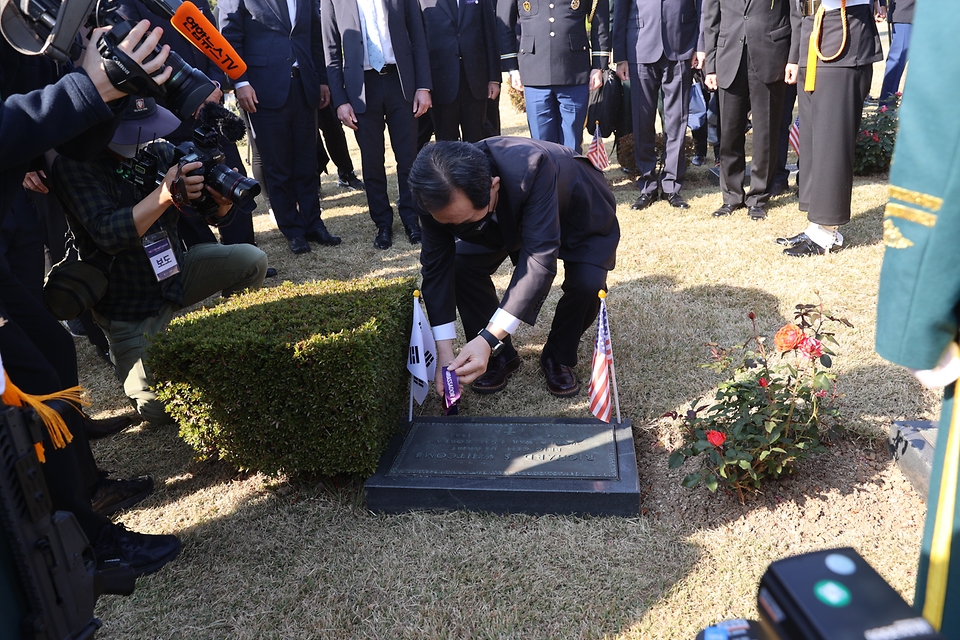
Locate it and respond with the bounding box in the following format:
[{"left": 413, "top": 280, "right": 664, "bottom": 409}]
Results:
[
  {"left": 410, "top": 138, "right": 619, "bottom": 398},
  {"left": 219, "top": 0, "right": 341, "bottom": 255},
  {"left": 613, "top": 0, "right": 701, "bottom": 211},
  {"left": 321, "top": 0, "right": 432, "bottom": 250},
  {"left": 702, "top": 0, "right": 797, "bottom": 221}
]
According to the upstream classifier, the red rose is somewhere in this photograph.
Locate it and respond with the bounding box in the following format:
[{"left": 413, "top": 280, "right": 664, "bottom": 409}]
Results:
[
  {"left": 798, "top": 336, "right": 824, "bottom": 360},
  {"left": 706, "top": 430, "right": 726, "bottom": 447},
  {"left": 872, "top": 133, "right": 880, "bottom": 142},
  {"left": 774, "top": 324, "right": 804, "bottom": 352},
  {"left": 759, "top": 377, "right": 769, "bottom": 388},
  {"left": 879, "top": 105, "right": 888, "bottom": 113}
]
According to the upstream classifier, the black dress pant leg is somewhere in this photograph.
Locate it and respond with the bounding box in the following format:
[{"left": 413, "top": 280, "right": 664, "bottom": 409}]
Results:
[
  {"left": 453, "top": 245, "right": 511, "bottom": 339},
  {"left": 543, "top": 262, "right": 606, "bottom": 367},
  {"left": 318, "top": 103, "right": 355, "bottom": 176},
  {"left": 743, "top": 65, "right": 785, "bottom": 207},
  {"left": 718, "top": 53, "right": 751, "bottom": 206}
]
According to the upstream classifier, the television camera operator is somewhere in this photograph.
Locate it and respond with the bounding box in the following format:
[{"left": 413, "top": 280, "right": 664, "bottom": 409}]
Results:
[{"left": 51, "top": 96, "right": 267, "bottom": 427}]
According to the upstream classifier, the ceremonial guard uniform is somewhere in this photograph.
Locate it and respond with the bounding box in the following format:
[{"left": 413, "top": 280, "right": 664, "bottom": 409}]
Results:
[
  {"left": 779, "top": 0, "right": 881, "bottom": 256},
  {"left": 876, "top": 2, "right": 960, "bottom": 637},
  {"left": 498, "top": 0, "right": 610, "bottom": 152}
]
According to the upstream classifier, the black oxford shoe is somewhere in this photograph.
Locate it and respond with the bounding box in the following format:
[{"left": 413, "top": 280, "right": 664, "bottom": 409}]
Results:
[
  {"left": 472, "top": 353, "right": 521, "bottom": 394},
  {"left": 540, "top": 354, "right": 580, "bottom": 397},
  {"left": 374, "top": 226, "right": 393, "bottom": 250},
  {"left": 748, "top": 205, "right": 767, "bottom": 220},
  {"left": 783, "top": 237, "right": 842, "bottom": 257},
  {"left": 404, "top": 223, "right": 422, "bottom": 245},
  {"left": 306, "top": 227, "right": 342, "bottom": 246},
  {"left": 288, "top": 236, "right": 311, "bottom": 254},
  {"left": 630, "top": 192, "right": 658, "bottom": 210},
  {"left": 665, "top": 192, "right": 690, "bottom": 209},
  {"left": 776, "top": 232, "right": 809, "bottom": 247},
  {"left": 712, "top": 203, "right": 744, "bottom": 217},
  {"left": 84, "top": 415, "right": 134, "bottom": 440}
]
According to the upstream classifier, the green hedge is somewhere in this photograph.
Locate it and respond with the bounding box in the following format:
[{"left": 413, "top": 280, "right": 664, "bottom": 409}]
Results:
[{"left": 147, "top": 277, "right": 416, "bottom": 477}]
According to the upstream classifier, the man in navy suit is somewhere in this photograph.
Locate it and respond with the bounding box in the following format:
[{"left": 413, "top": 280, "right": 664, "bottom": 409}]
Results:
[
  {"left": 220, "top": 0, "right": 341, "bottom": 255},
  {"left": 418, "top": 0, "right": 500, "bottom": 142},
  {"left": 322, "top": 0, "right": 433, "bottom": 250},
  {"left": 613, "top": 0, "right": 701, "bottom": 211}
]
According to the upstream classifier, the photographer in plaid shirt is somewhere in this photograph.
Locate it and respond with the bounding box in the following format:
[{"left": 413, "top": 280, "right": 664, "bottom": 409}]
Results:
[{"left": 52, "top": 97, "right": 267, "bottom": 425}]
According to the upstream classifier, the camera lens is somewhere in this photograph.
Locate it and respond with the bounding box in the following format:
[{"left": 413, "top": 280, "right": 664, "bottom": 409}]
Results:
[
  {"left": 208, "top": 164, "right": 261, "bottom": 209},
  {"left": 162, "top": 51, "right": 215, "bottom": 120}
]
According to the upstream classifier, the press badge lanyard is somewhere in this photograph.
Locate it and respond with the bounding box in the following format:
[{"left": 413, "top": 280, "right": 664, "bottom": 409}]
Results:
[{"left": 143, "top": 225, "right": 180, "bottom": 282}]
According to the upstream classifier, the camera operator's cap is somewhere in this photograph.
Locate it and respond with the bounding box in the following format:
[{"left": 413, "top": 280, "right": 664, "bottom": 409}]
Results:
[{"left": 112, "top": 96, "right": 181, "bottom": 145}]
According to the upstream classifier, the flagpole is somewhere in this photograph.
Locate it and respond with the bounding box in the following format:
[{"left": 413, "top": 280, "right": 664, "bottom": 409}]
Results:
[
  {"left": 408, "top": 290, "right": 419, "bottom": 423},
  {"left": 599, "top": 290, "right": 622, "bottom": 424}
]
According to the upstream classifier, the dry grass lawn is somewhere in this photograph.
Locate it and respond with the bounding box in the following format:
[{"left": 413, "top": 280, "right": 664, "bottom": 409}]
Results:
[{"left": 76, "top": 48, "right": 936, "bottom": 639}]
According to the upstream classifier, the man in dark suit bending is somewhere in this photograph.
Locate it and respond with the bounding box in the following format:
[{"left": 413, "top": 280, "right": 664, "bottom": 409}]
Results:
[
  {"left": 322, "top": 0, "right": 433, "bottom": 250},
  {"left": 410, "top": 138, "right": 620, "bottom": 398}
]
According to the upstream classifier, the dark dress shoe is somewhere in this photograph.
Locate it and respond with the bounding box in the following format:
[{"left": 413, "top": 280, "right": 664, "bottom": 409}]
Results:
[
  {"left": 265, "top": 267, "right": 278, "bottom": 279},
  {"left": 288, "top": 236, "right": 311, "bottom": 254},
  {"left": 712, "top": 203, "right": 743, "bottom": 217},
  {"left": 306, "top": 227, "right": 342, "bottom": 246},
  {"left": 91, "top": 472, "right": 154, "bottom": 517},
  {"left": 540, "top": 355, "right": 580, "bottom": 397},
  {"left": 748, "top": 205, "right": 767, "bottom": 220},
  {"left": 374, "top": 226, "right": 393, "bottom": 250},
  {"left": 665, "top": 192, "right": 690, "bottom": 209},
  {"left": 472, "top": 353, "right": 521, "bottom": 394},
  {"left": 768, "top": 181, "right": 789, "bottom": 198},
  {"left": 337, "top": 172, "right": 364, "bottom": 190},
  {"left": 630, "top": 192, "right": 658, "bottom": 210},
  {"left": 776, "top": 232, "right": 809, "bottom": 247},
  {"left": 85, "top": 415, "right": 133, "bottom": 440},
  {"left": 783, "top": 237, "right": 842, "bottom": 257},
  {"left": 404, "top": 223, "right": 422, "bottom": 245}
]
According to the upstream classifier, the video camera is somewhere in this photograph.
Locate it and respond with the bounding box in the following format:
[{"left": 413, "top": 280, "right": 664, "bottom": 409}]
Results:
[
  {"left": 0, "top": 0, "right": 246, "bottom": 120},
  {"left": 123, "top": 101, "right": 259, "bottom": 220}
]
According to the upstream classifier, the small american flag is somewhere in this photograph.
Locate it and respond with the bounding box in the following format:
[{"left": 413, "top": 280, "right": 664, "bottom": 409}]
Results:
[
  {"left": 788, "top": 116, "right": 800, "bottom": 157},
  {"left": 586, "top": 122, "right": 610, "bottom": 170},
  {"left": 588, "top": 297, "right": 614, "bottom": 422}
]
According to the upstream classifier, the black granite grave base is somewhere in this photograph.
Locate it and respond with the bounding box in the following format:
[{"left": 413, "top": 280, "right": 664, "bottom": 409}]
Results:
[
  {"left": 364, "top": 417, "right": 640, "bottom": 517},
  {"left": 889, "top": 420, "right": 937, "bottom": 500}
]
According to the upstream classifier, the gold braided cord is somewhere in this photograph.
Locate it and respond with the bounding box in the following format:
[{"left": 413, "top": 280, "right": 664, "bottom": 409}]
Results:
[{"left": 812, "top": 0, "right": 848, "bottom": 63}]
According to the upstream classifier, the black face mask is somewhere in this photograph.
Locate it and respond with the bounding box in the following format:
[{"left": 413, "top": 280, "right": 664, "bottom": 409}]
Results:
[{"left": 446, "top": 209, "right": 494, "bottom": 241}]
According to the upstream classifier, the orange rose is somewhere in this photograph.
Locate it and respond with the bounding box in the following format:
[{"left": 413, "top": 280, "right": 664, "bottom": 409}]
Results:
[{"left": 774, "top": 324, "right": 804, "bottom": 352}]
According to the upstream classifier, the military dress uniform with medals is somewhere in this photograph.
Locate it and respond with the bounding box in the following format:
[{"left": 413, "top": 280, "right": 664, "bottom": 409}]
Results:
[
  {"left": 498, "top": 0, "right": 610, "bottom": 152},
  {"left": 780, "top": 0, "right": 882, "bottom": 256},
  {"left": 876, "top": 1, "right": 960, "bottom": 636}
]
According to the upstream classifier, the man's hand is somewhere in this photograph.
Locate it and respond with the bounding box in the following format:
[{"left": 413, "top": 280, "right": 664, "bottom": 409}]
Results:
[
  {"left": 446, "top": 336, "right": 492, "bottom": 386},
  {"left": 206, "top": 181, "right": 234, "bottom": 218},
  {"left": 589, "top": 69, "right": 603, "bottom": 91},
  {"left": 83, "top": 23, "right": 173, "bottom": 104},
  {"left": 616, "top": 61, "right": 629, "bottom": 82},
  {"left": 160, "top": 160, "right": 205, "bottom": 206},
  {"left": 785, "top": 63, "right": 799, "bottom": 85},
  {"left": 337, "top": 103, "right": 359, "bottom": 131},
  {"left": 237, "top": 85, "right": 258, "bottom": 113},
  {"left": 23, "top": 171, "right": 48, "bottom": 194},
  {"left": 319, "top": 84, "right": 331, "bottom": 109},
  {"left": 693, "top": 51, "right": 705, "bottom": 70},
  {"left": 704, "top": 73, "right": 718, "bottom": 91},
  {"left": 875, "top": 1, "right": 887, "bottom": 21},
  {"left": 488, "top": 81, "right": 501, "bottom": 100},
  {"left": 413, "top": 89, "right": 432, "bottom": 117},
  {"left": 509, "top": 70, "right": 523, "bottom": 91}
]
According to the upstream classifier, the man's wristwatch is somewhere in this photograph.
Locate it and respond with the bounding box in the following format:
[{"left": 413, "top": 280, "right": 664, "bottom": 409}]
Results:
[{"left": 478, "top": 328, "right": 504, "bottom": 357}]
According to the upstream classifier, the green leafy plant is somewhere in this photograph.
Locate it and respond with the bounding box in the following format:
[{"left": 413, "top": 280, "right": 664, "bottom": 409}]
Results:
[
  {"left": 854, "top": 93, "right": 900, "bottom": 175},
  {"left": 667, "top": 300, "right": 852, "bottom": 500}
]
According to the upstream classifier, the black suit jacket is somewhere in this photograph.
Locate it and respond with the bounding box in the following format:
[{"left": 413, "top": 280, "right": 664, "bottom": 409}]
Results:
[
  {"left": 702, "top": 0, "right": 794, "bottom": 87},
  {"left": 613, "top": 0, "right": 700, "bottom": 65},
  {"left": 419, "top": 137, "right": 619, "bottom": 327},
  {"left": 218, "top": 0, "right": 327, "bottom": 110},
  {"left": 418, "top": 0, "right": 500, "bottom": 104},
  {"left": 321, "top": 0, "right": 432, "bottom": 113}
]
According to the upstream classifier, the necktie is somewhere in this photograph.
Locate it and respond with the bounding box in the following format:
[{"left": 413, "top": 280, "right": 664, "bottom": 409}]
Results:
[{"left": 360, "top": 0, "right": 385, "bottom": 71}]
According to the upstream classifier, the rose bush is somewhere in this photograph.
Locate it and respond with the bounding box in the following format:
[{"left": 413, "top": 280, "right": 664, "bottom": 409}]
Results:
[{"left": 668, "top": 299, "right": 852, "bottom": 500}]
